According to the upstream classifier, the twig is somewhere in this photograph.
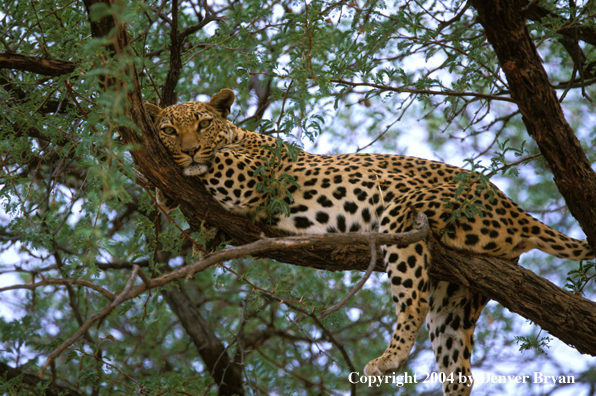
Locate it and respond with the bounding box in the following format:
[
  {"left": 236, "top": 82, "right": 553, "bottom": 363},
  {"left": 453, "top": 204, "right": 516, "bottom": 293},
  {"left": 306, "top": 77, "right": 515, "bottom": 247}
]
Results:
[
  {"left": 318, "top": 240, "right": 377, "bottom": 319},
  {"left": 37, "top": 265, "right": 141, "bottom": 378},
  {"left": 136, "top": 179, "right": 209, "bottom": 255},
  {"left": 330, "top": 79, "right": 516, "bottom": 103},
  {"left": 437, "top": 0, "right": 471, "bottom": 32},
  {"left": 34, "top": 219, "right": 429, "bottom": 378},
  {"left": 485, "top": 153, "right": 542, "bottom": 179},
  {"left": 255, "top": 348, "right": 343, "bottom": 395},
  {"left": 0, "top": 278, "right": 115, "bottom": 301},
  {"left": 75, "top": 350, "right": 138, "bottom": 389}
]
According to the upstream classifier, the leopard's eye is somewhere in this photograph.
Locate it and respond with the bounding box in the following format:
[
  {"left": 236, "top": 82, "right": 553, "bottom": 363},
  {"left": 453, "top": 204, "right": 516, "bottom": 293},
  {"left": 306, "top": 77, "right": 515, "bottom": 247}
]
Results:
[
  {"left": 161, "top": 127, "right": 177, "bottom": 136},
  {"left": 198, "top": 119, "right": 211, "bottom": 129}
]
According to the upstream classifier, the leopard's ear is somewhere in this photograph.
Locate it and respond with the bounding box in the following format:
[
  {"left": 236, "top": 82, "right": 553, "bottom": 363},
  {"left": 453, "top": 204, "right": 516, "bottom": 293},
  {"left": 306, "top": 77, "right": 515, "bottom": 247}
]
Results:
[
  {"left": 208, "top": 89, "right": 235, "bottom": 118},
  {"left": 145, "top": 103, "right": 163, "bottom": 124}
]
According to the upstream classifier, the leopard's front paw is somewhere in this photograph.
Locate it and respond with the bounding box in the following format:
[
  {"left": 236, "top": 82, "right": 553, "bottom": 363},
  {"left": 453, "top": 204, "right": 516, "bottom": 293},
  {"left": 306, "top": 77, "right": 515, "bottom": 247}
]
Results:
[
  {"left": 363, "top": 358, "right": 384, "bottom": 377},
  {"left": 191, "top": 221, "right": 221, "bottom": 258},
  {"left": 364, "top": 355, "right": 406, "bottom": 376},
  {"left": 155, "top": 188, "right": 180, "bottom": 213}
]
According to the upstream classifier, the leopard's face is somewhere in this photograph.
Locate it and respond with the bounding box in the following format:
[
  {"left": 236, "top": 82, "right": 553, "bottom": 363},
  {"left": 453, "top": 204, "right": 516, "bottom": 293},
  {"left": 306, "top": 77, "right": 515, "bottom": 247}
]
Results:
[
  {"left": 155, "top": 102, "right": 219, "bottom": 176},
  {"left": 145, "top": 89, "right": 236, "bottom": 176}
]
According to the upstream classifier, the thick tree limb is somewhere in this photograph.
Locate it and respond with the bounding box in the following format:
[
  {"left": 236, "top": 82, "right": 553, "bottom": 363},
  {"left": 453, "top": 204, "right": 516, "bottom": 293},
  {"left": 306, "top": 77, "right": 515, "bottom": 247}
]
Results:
[
  {"left": 427, "top": 238, "right": 596, "bottom": 356},
  {"left": 521, "top": 0, "right": 596, "bottom": 79},
  {"left": 161, "top": 288, "right": 245, "bottom": 396},
  {"left": 470, "top": 0, "right": 596, "bottom": 248},
  {"left": 0, "top": 52, "right": 77, "bottom": 76},
  {"left": 521, "top": 0, "right": 596, "bottom": 48}
]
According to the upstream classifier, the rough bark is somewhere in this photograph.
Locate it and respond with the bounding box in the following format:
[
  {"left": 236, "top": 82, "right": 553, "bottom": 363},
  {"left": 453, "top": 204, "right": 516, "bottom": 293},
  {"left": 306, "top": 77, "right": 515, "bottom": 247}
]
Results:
[
  {"left": 470, "top": 0, "right": 596, "bottom": 249},
  {"left": 428, "top": 238, "right": 596, "bottom": 355},
  {"left": 0, "top": 52, "right": 77, "bottom": 76}
]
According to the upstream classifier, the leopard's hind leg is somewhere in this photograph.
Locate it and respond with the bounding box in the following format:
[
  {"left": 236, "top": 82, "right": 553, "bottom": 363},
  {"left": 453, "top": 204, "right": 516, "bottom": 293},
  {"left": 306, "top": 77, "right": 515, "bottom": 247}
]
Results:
[
  {"left": 426, "top": 280, "right": 488, "bottom": 395},
  {"left": 364, "top": 201, "right": 430, "bottom": 375}
]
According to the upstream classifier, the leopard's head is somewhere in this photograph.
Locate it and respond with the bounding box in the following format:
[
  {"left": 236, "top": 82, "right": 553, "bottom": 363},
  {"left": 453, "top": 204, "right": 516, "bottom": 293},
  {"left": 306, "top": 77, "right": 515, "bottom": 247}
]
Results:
[{"left": 145, "top": 89, "right": 236, "bottom": 176}]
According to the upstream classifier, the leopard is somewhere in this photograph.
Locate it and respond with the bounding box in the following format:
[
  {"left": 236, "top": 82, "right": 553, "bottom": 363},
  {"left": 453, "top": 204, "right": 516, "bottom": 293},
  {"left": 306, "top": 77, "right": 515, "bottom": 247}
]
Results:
[{"left": 145, "top": 89, "right": 595, "bottom": 396}]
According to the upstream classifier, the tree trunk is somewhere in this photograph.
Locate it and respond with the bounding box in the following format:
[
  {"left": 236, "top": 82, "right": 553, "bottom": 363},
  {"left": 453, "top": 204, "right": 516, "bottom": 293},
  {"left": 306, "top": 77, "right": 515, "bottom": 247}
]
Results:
[
  {"left": 470, "top": 0, "right": 596, "bottom": 249},
  {"left": 161, "top": 288, "right": 245, "bottom": 396}
]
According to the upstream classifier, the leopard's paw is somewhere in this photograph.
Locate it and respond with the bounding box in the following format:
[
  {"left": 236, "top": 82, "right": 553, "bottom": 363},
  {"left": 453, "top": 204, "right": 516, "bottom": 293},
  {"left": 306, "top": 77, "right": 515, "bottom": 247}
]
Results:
[
  {"left": 363, "top": 358, "right": 384, "bottom": 377},
  {"left": 364, "top": 355, "right": 406, "bottom": 376},
  {"left": 155, "top": 188, "right": 180, "bottom": 213}
]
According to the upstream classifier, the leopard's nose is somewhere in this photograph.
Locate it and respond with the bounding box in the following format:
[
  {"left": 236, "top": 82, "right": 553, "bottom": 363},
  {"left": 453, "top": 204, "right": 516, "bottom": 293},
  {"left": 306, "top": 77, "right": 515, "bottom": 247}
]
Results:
[{"left": 182, "top": 146, "right": 198, "bottom": 157}]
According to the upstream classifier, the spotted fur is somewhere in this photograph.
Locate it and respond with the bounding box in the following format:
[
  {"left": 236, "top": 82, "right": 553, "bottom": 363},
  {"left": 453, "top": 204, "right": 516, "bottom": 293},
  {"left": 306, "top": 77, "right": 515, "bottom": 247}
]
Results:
[{"left": 145, "top": 89, "right": 595, "bottom": 395}]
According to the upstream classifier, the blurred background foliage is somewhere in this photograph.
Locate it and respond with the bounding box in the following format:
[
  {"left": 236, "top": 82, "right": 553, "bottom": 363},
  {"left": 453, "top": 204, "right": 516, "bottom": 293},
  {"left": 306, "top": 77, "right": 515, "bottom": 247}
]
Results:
[{"left": 1, "top": 0, "right": 595, "bottom": 395}]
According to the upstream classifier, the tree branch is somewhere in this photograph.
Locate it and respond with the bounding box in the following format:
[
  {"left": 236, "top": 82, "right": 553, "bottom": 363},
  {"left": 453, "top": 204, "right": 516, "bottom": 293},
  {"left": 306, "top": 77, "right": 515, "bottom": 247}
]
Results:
[
  {"left": 521, "top": 0, "right": 596, "bottom": 80},
  {"left": 0, "top": 52, "right": 77, "bottom": 76},
  {"left": 329, "top": 78, "right": 517, "bottom": 102},
  {"left": 178, "top": 15, "right": 222, "bottom": 39},
  {"left": 0, "top": 278, "right": 115, "bottom": 301},
  {"left": 27, "top": 224, "right": 430, "bottom": 379},
  {"left": 38, "top": 265, "right": 141, "bottom": 378},
  {"left": 427, "top": 237, "right": 596, "bottom": 355},
  {"left": 161, "top": 0, "right": 181, "bottom": 107},
  {"left": 521, "top": 0, "right": 596, "bottom": 48},
  {"left": 470, "top": 0, "right": 596, "bottom": 249},
  {"left": 161, "top": 287, "right": 245, "bottom": 396}
]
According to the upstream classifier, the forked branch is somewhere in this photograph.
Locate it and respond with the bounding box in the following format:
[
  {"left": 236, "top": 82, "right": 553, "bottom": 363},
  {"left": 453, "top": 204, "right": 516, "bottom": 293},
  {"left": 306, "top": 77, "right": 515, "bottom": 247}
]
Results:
[{"left": 34, "top": 220, "right": 430, "bottom": 378}]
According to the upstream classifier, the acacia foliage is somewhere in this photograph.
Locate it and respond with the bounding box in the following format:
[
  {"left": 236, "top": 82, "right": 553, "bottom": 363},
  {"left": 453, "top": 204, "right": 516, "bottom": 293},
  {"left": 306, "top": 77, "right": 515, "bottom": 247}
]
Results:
[{"left": 1, "top": 0, "right": 596, "bottom": 395}]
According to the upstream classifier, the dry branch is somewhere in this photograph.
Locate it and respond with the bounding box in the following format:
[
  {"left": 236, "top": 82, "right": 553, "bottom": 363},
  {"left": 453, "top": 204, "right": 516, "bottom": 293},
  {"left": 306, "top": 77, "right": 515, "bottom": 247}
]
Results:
[
  {"left": 30, "top": 225, "right": 430, "bottom": 378},
  {"left": 0, "top": 278, "right": 115, "bottom": 301},
  {"left": 38, "top": 265, "right": 141, "bottom": 378},
  {"left": 318, "top": 240, "right": 378, "bottom": 319}
]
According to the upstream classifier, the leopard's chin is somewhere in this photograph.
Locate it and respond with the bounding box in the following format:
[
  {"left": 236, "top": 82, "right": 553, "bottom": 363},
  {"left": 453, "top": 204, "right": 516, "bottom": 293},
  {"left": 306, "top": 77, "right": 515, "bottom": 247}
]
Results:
[{"left": 183, "top": 164, "right": 209, "bottom": 176}]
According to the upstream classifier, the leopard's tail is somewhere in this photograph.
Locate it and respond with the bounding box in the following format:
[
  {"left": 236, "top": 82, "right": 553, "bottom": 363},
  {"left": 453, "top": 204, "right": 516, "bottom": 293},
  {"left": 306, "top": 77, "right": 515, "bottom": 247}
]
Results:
[{"left": 531, "top": 223, "right": 595, "bottom": 261}]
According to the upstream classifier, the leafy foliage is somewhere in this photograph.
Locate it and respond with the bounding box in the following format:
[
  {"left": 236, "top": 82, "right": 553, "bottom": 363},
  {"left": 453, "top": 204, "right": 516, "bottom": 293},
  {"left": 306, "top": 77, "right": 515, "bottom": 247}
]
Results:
[
  {"left": 1, "top": 0, "right": 596, "bottom": 395},
  {"left": 566, "top": 260, "right": 596, "bottom": 296},
  {"left": 515, "top": 329, "right": 553, "bottom": 357},
  {"left": 253, "top": 138, "right": 302, "bottom": 221}
]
